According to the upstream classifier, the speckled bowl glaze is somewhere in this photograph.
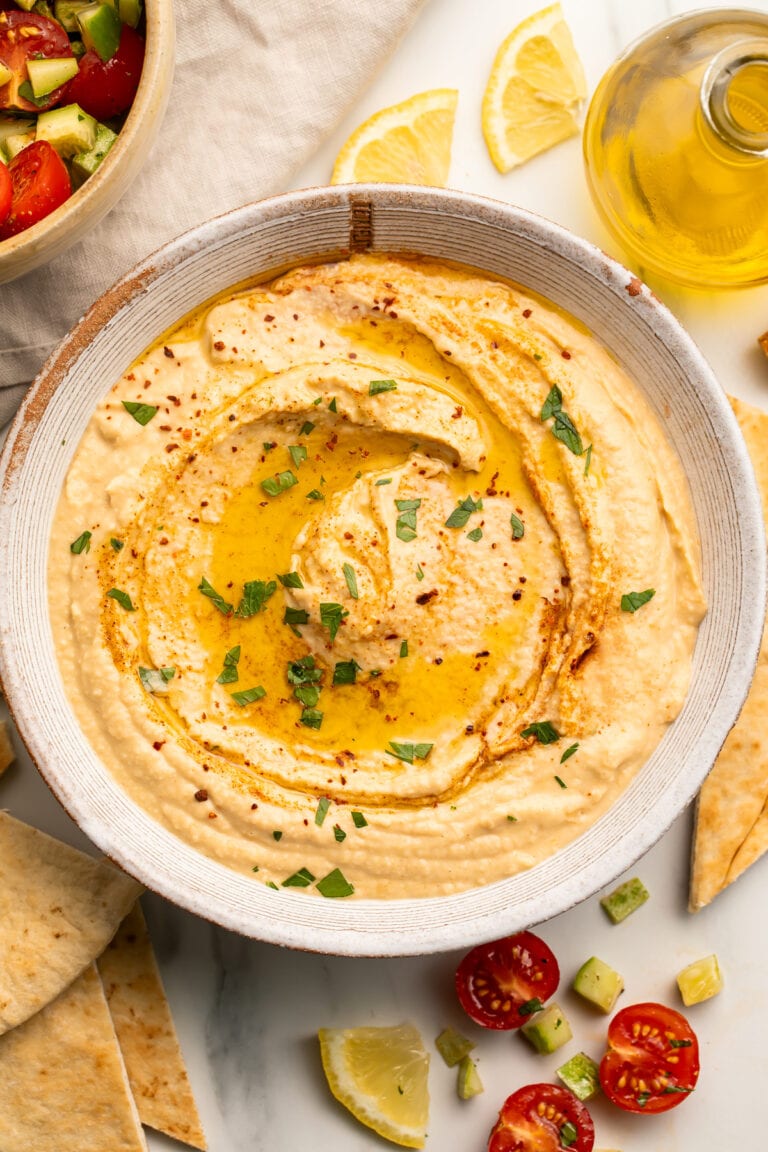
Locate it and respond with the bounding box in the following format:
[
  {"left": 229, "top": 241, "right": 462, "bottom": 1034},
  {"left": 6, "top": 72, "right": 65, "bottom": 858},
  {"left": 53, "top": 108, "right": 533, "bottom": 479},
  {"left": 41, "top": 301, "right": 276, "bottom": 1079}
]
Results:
[
  {"left": 0, "top": 0, "right": 174, "bottom": 285},
  {"left": 0, "top": 186, "right": 764, "bottom": 955}
]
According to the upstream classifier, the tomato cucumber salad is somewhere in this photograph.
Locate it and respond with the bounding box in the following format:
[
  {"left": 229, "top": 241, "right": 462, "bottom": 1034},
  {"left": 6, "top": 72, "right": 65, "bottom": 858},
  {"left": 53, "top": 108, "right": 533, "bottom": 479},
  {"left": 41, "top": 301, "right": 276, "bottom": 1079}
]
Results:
[{"left": 0, "top": 0, "right": 144, "bottom": 239}]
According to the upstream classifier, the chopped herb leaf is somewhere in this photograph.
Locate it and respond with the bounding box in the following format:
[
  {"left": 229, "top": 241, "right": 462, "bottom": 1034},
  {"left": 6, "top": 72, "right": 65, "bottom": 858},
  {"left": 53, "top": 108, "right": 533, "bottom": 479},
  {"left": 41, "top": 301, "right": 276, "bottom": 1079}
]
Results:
[
  {"left": 139, "top": 666, "right": 176, "bottom": 693},
  {"left": 320, "top": 602, "right": 348, "bottom": 643},
  {"left": 396, "top": 498, "right": 422, "bottom": 511},
  {"left": 369, "top": 378, "right": 398, "bottom": 395},
  {"left": 555, "top": 775, "right": 567, "bottom": 789},
  {"left": 416, "top": 563, "right": 425, "bottom": 581},
  {"left": 560, "top": 743, "right": 579, "bottom": 764},
  {"left": 122, "top": 400, "right": 157, "bottom": 426},
  {"left": 328, "top": 397, "right": 338, "bottom": 413},
  {"left": 70, "top": 530, "right": 92, "bottom": 554},
  {"left": 263, "top": 441, "right": 275, "bottom": 452},
  {"left": 198, "top": 577, "right": 233, "bottom": 615},
  {"left": 110, "top": 537, "right": 124, "bottom": 552},
  {"left": 375, "top": 477, "right": 392, "bottom": 486},
  {"left": 231, "top": 685, "right": 266, "bottom": 706},
  {"left": 396, "top": 517, "right": 417, "bottom": 542},
  {"left": 315, "top": 797, "right": 331, "bottom": 826},
  {"left": 584, "top": 443, "right": 593, "bottom": 475},
  {"left": 636, "top": 1092, "right": 650, "bottom": 1108},
  {"left": 300, "top": 707, "right": 323, "bottom": 729},
  {"left": 252, "top": 866, "right": 260, "bottom": 873},
  {"left": 287, "top": 655, "right": 322, "bottom": 685},
  {"left": 466, "top": 527, "right": 483, "bottom": 542},
  {"left": 261, "top": 470, "right": 298, "bottom": 497},
  {"left": 284, "top": 606, "right": 310, "bottom": 627},
  {"left": 560, "top": 1121, "right": 578, "bottom": 1148},
  {"left": 266, "top": 881, "right": 279, "bottom": 889},
  {"left": 670, "top": 1038, "right": 693, "bottom": 1049},
  {"left": 552, "top": 409, "right": 584, "bottom": 455},
  {"left": 663, "top": 1085, "right": 693, "bottom": 1094},
  {"left": 540, "top": 385, "right": 563, "bottom": 421},
  {"left": 445, "top": 495, "right": 483, "bottom": 529},
  {"left": 236, "top": 579, "right": 277, "bottom": 617},
  {"left": 518, "top": 998, "right": 544, "bottom": 1017},
  {"left": 510, "top": 512, "right": 525, "bottom": 539},
  {"left": 282, "top": 866, "right": 315, "bottom": 888},
  {"left": 307, "top": 489, "right": 324, "bottom": 500},
  {"left": 352, "top": 811, "right": 368, "bottom": 828},
  {"left": 400, "top": 640, "right": 408, "bottom": 658},
  {"left": 343, "top": 563, "right": 359, "bottom": 600},
  {"left": 333, "top": 825, "right": 346, "bottom": 843},
  {"left": 216, "top": 646, "right": 241, "bottom": 684},
  {"left": 272, "top": 830, "right": 283, "bottom": 841},
  {"left": 294, "top": 684, "right": 321, "bottom": 707},
  {"left": 333, "top": 659, "right": 360, "bottom": 686},
  {"left": 107, "top": 588, "right": 135, "bottom": 611},
  {"left": 507, "top": 815, "right": 518, "bottom": 822},
  {"left": 316, "top": 867, "right": 355, "bottom": 898},
  {"left": 300, "top": 421, "right": 315, "bottom": 436},
  {"left": 386, "top": 741, "right": 434, "bottom": 764},
  {"left": 278, "top": 571, "right": 304, "bottom": 589},
  {"left": 312, "top": 395, "right": 323, "bottom": 406},
  {"left": 621, "top": 588, "right": 656, "bottom": 613},
  {"left": 521, "top": 720, "right": 560, "bottom": 744},
  {"left": 288, "top": 444, "right": 308, "bottom": 469}
]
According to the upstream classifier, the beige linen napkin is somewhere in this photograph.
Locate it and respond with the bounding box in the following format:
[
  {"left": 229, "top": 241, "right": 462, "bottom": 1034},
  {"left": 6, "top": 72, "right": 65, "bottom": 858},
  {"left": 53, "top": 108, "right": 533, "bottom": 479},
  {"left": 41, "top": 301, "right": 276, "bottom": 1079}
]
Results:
[{"left": 0, "top": 0, "right": 426, "bottom": 428}]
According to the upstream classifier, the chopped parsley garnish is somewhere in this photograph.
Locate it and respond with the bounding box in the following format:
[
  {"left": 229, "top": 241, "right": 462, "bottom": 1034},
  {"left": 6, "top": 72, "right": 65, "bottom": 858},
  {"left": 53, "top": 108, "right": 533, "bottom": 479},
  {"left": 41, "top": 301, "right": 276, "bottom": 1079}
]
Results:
[
  {"left": 328, "top": 397, "right": 338, "bottom": 413},
  {"left": 395, "top": 497, "right": 421, "bottom": 543},
  {"left": 560, "top": 743, "right": 579, "bottom": 764},
  {"left": 198, "top": 577, "right": 233, "bottom": 615},
  {"left": 300, "top": 421, "right": 315, "bottom": 436},
  {"left": 312, "top": 395, "right": 323, "bottom": 406},
  {"left": 231, "top": 686, "right": 266, "bottom": 706},
  {"left": 288, "top": 444, "right": 307, "bottom": 469},
  {"left": 251, "top": 865, "right": 260, "bottom": 873},
  {"left": 560, "top": 1121, "right": 578, "bottom": 1148},
  {"left": 272, "top": 830, "right": 283, "bottom": 841},
  {"left": 107, "top": 588, "right": 135, "bottom": 611},
  {"left": 216, "top": 646, "right": 241, "bottom": 685},
  {"left": 445, "top": 495, "right": 483, "bottom": 529},
  {"left": 670, "top": 1038, "right": 693, "bottom": 1049},
  {"left": 333, "top": 825, "right": 346, "bottom": 843},
  {"left": 621, "top": 588, "right": 656, "bottom": 613},
  {"left": 400, "top": 640, "right": 408, "bottom": 658},
  {"left": 138, "top": 666, "right": 176, "bottom": 693},
  {"left": 70, "top": 530, "right": 92, "bottom": 554},
  {"left": 663, "top": 1085, "right": 692, "bottom": 1094},
  {"left": 510, "top": 512, "right": 525, "bottom": 539},
  {"left": 416, "top": 563, "right": 425, "bottom": 581},
  {"left": 466, "top": 527, "right": 483, "bottom": 542},
  {"left": 122, "top": 400, "right": 157, "bottom": 426},
  {"left": 507, "top": 815, "right": 518, "bottom": 822},
  {"left": 110, "top": 537, "right": 125, "bottom": 552},
  {"left": 584, "top": 444, "right": 593, "bottom": 475},
  {"left": 555, "top": 775, "right": 568, "bottom": 789},
  {"left": 263, "top": 441, "right": 275, "bottom": 452},
  {"left": 284, "top": 606, "right": 310, "bottom": 628},
  {"left": 352, "top": 811, "right": 368, "bottom": 828},
  {"left": 315, "top": 797, "right": 331, "bottom": 826},
  {"left": 282, "top": 867, "right": 315, "bottom": 888},
  {"left": 316, "top": 868, "right": 355, "bottom": 898},
  {"left": 520, "top": 720, "right": 560, "bottom": 744},
  {"left": 287, "top": 655, "right": 323, "bottom": 685},
  {"left": 540, "top": 385, "right": 584, "bottom": 455},
  {"left": 261, "top": 470, "right": 298, "bottom": 497},
  {"left": 320, "top": 601, "right": 348, "bottom": 643},
  {"left": 333, "top": 659, "right": 360, "bottom": 686},
  {"left": 294, "top": 685, "right": 320, "bottom": 707},
  {"left": 518, "top": 998, "right": 544, "bottom": 1017},
  {"left": 369, "top": 378, "right": 398, "bottom": 395},
  {"left": 236, "top": 579, "right": 277, "bottom": 617},
  {"left": 636, "top": 1092, "right": 650, "bottom": 1108},
  {"left": 300, "top": 707, "right": 324, "bottom": 729},
  {"left": 375, "top": 477, "right": 392, "bottom": 486},
  {"left": 343, "top": 563, "right": 359, "bottom": 600},
  {"left": 266, "top": 881, "right": 279, "bottom": 890},
  {"left": 541, "top": 385, "right": 563, "bottom": 420},
  {"left": 278, "top": 571, "right": 304, "bottom": 589},
  {"left": 307, "top": 489, "right": 324, "bottom": 500},
  {"left": 386, "top": 741, "right": 434, "bottom": 764}
]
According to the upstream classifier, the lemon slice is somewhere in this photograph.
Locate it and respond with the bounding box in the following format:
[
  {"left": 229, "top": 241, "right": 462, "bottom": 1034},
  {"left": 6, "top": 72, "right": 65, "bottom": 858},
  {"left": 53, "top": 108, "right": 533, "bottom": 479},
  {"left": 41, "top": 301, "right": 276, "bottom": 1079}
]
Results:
[
  {"left": 482, "top": 2, "right": 587, "bottom": 173},
  {"left": 318, "top": 1022, "right": 430, "bottom": 1148},
  {"left": 331, "top": 89, "right": 458, "bottom": 186}
]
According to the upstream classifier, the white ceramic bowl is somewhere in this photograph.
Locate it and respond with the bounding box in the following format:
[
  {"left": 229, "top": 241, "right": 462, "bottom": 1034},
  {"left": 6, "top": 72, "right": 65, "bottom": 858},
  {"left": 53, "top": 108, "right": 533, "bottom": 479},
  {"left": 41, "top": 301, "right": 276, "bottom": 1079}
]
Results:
[
  {"left": 0, "top": 0, "right": 174, "bottom": 285},
  {"left": 0, "top": 186, "right": 764, "bottom": 955}
]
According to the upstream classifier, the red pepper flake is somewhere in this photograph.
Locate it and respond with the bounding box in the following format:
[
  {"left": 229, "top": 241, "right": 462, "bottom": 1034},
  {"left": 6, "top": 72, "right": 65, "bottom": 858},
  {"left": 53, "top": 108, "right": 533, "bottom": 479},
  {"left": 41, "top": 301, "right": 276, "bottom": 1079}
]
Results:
[
  {"left": 194, "top": 789, "right": 208, "bottom": 802},
  {"left": 167, "top": 394, "right": 181, "bottom": 406},
  {"left": 490, "top": 340, "right": 499, "bottom": 350},
  {"left": 522, "top": 308, "right": 532, "bottom": 318},
  {"left": 251, "top": 802, "right": 258, "bottom": 810},
  {"left": 159, "top": 537, "right": 169, "bottom": 545},
  {"left": 348, "top": 351, "right": 357, "bottom": 359},
  {"left": 452, "top": 405, "right": 463, "bottom": 419},
  {"left": 159, "top": 424, "right": 172, "bottom": 431},
  {"left": 163, "top": 346, "right": 174, "bottom": 358},
  {"left": 153, "top": 741, "right": 165, "bottom": 751},
  {"left": 293, "top": 313, "right": 299, "bottom": 320},
  {"left": 416, "top": 589, "right": 438, "bottom": 605},
  {"left": 208, "top": 812, "right": 218, "bottom": 819},
  {"left": 561, "top": 349, "right": 572, "bottom": 360},
  {"left": 213, "top": 340, "right": 225, "bottom": 351},
  {"left": 389, "top": 311, "right": 398, "bottom": 319},
  {"left": 512, "top": 590, "right": 523, "bottom": 601},
  {"left": 165, "top": 443, "right": 179, "bottom": 453},
  {"left": 319, "top": 339, "right": 325, "bottom": 348},
  {"left": 264, "top": 314, "right": 275, "bottom": 322}
]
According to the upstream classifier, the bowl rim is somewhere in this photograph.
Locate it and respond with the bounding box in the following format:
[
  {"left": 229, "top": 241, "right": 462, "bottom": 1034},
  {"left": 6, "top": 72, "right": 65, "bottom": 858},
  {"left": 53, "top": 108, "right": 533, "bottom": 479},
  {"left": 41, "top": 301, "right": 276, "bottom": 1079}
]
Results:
[{"left": 0, "top": 183, "right": 764, "bottom": 955}]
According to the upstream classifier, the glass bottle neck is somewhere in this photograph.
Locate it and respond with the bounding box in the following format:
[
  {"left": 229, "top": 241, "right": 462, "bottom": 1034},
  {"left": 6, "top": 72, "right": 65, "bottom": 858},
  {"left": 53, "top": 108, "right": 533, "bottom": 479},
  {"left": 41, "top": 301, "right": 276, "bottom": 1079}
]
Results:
[{"left": 702, "top": 38, "right": 768, "bottom": 156}]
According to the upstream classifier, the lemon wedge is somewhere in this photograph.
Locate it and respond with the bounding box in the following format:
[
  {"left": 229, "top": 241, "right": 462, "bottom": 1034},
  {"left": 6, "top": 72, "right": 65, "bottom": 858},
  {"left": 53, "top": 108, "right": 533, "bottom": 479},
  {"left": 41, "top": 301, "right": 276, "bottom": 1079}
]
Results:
[
  {"left": 318, "top": 1022, "right": 430, "bottom": 1148},
  {"left": 331, "top": 89, "right": 458, "bottom": 186},
  {"left": 482, "top": 2, "right": 587, "bottom": 173}
]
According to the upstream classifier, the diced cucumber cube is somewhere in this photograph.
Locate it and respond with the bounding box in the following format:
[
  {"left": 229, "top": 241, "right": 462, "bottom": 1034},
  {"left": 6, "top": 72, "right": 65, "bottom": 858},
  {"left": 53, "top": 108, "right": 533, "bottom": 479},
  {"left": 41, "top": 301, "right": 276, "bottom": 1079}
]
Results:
[
  {"left": 520, "top": 1002, "right": 573, "bottom": 1054},
  {"left": 26, "top": 57, "right": 79, "bottom": 99},
  {"left": 573, "top": 956, "right": 624, "bottom": 1013},
  {"left": 14, "top": 0, "right": 36, "bottom": 10},
  {"left": 77, "top": 2, "right": 121, "bottom": 62},
  {"left": 119, "top": 0, "right": 142, "bottom": 28},
  {"left": 54, "top": 0, "right": 94, "bottom": 33},
  {"left": 677, "top": 954, "right": 723, "bottom": 1006},
  {"left": 435, "top": 1027, "right": 475, "bottom": 1068},
  {"left": 556, "top": 1052, "right": 601, "bottom": 1101},
  {"left": 457, "top": 1055, "right": 483, "bottom": 1099},
  {"left": 36, "top": 103, "right": 97, "bottom": 158},
  {"left": 600, "top": 876, "right": 649, "bottom": 923},
  {"left": 0, "top": 116, "right": 35, "bottom": 146},
  {"left": 32, "top": 0, "right": 54, "bottom": 15},
  {"left": 4, "top": 132, "right": 35, "bottom": 160},
  {"left": 71, "top": 121, "right": 117, "bottom": 186}
]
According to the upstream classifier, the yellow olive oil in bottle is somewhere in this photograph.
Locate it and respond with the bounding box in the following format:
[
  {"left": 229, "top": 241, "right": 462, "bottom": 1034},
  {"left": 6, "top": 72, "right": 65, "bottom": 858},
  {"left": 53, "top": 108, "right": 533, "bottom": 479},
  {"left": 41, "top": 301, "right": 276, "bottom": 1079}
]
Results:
[{"left": 583, "top": 10, "right": 768, "bottom": 287}]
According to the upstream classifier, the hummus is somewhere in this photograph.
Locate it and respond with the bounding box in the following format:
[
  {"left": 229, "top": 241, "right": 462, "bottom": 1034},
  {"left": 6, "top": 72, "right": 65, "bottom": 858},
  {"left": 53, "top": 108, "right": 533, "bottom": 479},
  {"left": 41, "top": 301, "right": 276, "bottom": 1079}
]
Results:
[{"left": 49, "top": 255, "right": 706, "bottom": 899}]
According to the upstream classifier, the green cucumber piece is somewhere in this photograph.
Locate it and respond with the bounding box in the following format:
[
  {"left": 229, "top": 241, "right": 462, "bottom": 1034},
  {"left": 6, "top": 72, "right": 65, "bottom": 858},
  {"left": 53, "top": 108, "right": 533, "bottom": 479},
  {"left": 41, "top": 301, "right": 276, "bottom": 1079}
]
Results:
[
  {"left": 4, "top": 132, "right": 35, "bottom": 160},
  {"left": 0, "top": 63, "right": 13, "bottom": 88},
  {"left": 520, "top": 1001, "right": 572, "bottom": 1054},
  {"left": 599, "top": 876, "right": 649, "bottom": 923},
  {"left": 457, "top": 1055, "right": 483, "bottom": 1099},
  {"left": 54, "top": 0, "right": 94, "bottom": 33},
  {"left": 556, "top": 1052, "right": 601, "bottom": 1101},
  {"left": 32, "top": 0, "right": 54, "bottom": 15},
  {"left": 573, "top": 956, "right": 624, "bottom": 1013},
  {"left": 0, "top": 116, "right": 35, "bottom": 146},
  {"left": 71, "top": 120, "right": 117, "bottom": 186},
  {"left": 77, "top": 2, "right": 121, "bottom": 61},
  {"left": 435, "top": 1027, "right": 475, "bottom": 1068},
  {"left": 119, "top": 0, "right": 142, "bottom": 28},
  {"left": 36, "top": 103, "right": 97, "bottom": 158},
  {"left": 677, "top": 954, "right": 723, "bottom": 1006},
  {"left": 26, "top": 57, "right": 79, "bottom": 99},
  {"left": 14, "top": 0, "right": 36, "bottom": 10}
]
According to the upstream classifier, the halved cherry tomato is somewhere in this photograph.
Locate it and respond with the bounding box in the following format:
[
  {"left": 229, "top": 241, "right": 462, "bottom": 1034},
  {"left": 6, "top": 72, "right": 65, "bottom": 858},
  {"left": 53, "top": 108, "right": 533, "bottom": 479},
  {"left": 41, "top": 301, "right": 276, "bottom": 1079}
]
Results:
[
  {"left": 0, "top": 10, "right": 74, "bottom": 112},
  {"left": 599, "top": 1002, "right": 699, "bottom": 1114},
  {"left": 456, "top": 930, "right": 560, "bottom": 1030},
  {"left": 488, "top": 1084, "right": 595, "bottom": 1152},
  {"left": 0, "top": 159, "right": 11, "bottom": 226},
  {"left": 0, "top": 140, "right": 71, "bottom": 239},
  {"left": 63, "top": 23, "right": 144, "bottom": 120}
]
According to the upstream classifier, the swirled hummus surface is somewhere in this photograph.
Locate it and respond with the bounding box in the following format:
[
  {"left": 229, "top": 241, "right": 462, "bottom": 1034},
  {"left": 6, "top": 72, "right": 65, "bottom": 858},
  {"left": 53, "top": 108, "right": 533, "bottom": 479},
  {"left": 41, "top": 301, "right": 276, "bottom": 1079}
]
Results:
[{"left": 50, "top": 255, "right": 706, "bottom": 898}]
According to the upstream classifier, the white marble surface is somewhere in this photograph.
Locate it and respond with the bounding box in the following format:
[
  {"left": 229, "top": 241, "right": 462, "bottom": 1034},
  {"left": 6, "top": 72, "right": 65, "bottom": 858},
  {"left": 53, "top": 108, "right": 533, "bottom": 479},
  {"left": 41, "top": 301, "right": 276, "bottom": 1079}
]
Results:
[{"left": 3, "top": 0, "right": 768, "bottom": 1149}]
